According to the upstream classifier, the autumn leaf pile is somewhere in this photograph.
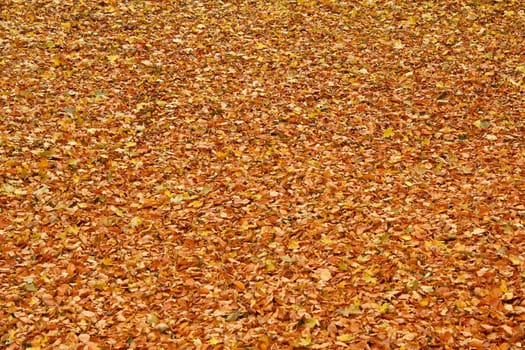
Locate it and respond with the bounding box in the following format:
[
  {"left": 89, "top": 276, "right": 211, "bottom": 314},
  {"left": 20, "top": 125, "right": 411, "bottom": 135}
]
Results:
[{"left": 1, "top": 0, "right": 524, "bottom": 348}]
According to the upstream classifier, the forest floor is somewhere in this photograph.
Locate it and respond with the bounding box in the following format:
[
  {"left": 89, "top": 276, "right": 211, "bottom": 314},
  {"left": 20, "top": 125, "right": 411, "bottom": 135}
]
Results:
[{"left": 1, "top": 0, "right": 524, "bottom": 349}]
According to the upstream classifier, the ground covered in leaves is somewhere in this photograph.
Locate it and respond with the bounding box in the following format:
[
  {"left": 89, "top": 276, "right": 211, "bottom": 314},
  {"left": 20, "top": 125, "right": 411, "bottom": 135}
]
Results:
[{"left": 1, "top": 0, "right": 524, "bottom": 348}]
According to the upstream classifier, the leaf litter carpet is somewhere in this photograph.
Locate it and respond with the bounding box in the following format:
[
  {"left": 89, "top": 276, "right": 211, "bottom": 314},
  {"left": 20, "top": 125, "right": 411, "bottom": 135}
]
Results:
[{"left": 0, "top": 0, "right": 524, "bottom": 349}]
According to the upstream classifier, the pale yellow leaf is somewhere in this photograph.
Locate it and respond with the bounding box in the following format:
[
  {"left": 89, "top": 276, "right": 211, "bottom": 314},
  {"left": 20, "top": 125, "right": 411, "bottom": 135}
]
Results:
[
  {"left": 107, "top": 54, "right": 119, "bottom": 63},
  {"left": 337, "top": 334, "right": 354, "bottom": 342},
  {"left": 392, "top": 40, "right": 405, "bottom": 50},
  {"left": 130, "top": 216, "right": 142, "bottom": 228},
  {"left": 317, "top": 268, "right": 332, "bottom": 281}
]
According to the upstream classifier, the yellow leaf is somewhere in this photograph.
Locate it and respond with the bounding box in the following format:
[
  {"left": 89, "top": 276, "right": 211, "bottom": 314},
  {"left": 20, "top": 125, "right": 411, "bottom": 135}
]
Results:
[
  {"left": 215, "top": 151, "right": 228, "bottom": 159},
  {"left": 130, "top": 216, "right": 142, "bottom": 228},
  {"left": 188, "top": 200, "right": 203, "bottom": 208},
  {"left": 357, "top": 255, "right": 370, "bottom": 262},
  {"left": 383, "top": 127, "right": 395, "bottom": 138},
  {"left": 287, "top": 239, "right": 300, "bottom": 250},
  {"left": 107, "top": 55, "right": 119, "bottom": 63},
  {"left": 474, "top": 119, "right": 490, "bottom": 128},
  {"left": 509, "top": 255, "right": 523, "bottom": 266},
  {"left": 24, "top": 282, "right": 38, "bottom": 292},
  {"left": 500, "top": 280, "right": 508, "bottom": 293},
  {"left": 66, "top": 225, "right": 80, "bottom": 235},
  {"left": 306, "top": 317, "right": 317, "bottom": 328},
  {"left": 265, "top": 260, "right": 276, "bottom": 271},
  {"left": 379, "top": 302, "right": 390, "bottom": 313},
  {"left": 110, "top": 206, "right": 124, "bottom": 216},
  {"left": 407, "top": 16, "right": 417, "bottom": 25},
  {"left": 337, "top": 334, "right": 354, "bottom": 342},
  {"left": 209, "top": 338, "right": 220, "bottom": 345},
  {"left": 147, "top": 314, "right": 159, "bottom": 324},
  {"left": 298, "top": 336, "right": 311, "bottom": 346},
  {"left": 52, "top": 56, "right": 62, "bottom": 67},
  {"left": 320, "top": 236, "right": 333, "bottom": 244},
  {"left": 94, "top": 280, "right": 107, "bottom": 290},
  {"left": 363, "top": 273, "right": 377, "bottom": 284}
]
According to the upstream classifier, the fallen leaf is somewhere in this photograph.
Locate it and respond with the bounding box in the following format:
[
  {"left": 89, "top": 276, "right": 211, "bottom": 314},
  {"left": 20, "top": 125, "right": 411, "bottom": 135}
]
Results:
[
  {"left": 317, "top": 268, "right": 332, "bottom": 281},
  {"left": 383, "top": 127, "right": 395, "bottom": 138}
]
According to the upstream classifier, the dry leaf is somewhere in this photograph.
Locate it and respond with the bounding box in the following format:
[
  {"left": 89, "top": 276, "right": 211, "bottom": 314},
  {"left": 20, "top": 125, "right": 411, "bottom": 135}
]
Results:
[{"left": 1, "top": 0, "right": 522, "bottom": 347}]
